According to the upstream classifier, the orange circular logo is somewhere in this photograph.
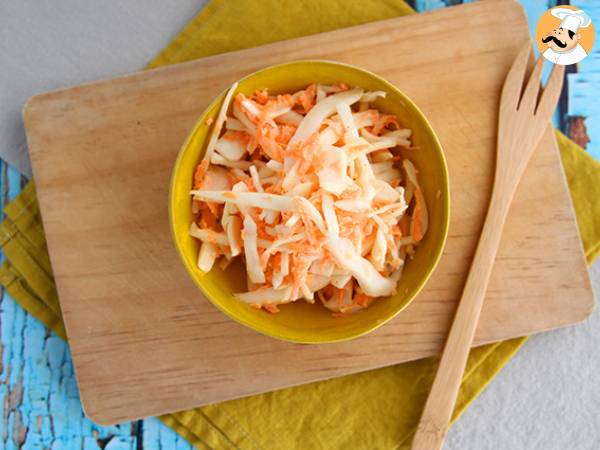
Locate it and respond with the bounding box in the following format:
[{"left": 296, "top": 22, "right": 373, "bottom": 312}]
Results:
[{"left": 535, "top": 6, "right": 595, "bottom": 66}]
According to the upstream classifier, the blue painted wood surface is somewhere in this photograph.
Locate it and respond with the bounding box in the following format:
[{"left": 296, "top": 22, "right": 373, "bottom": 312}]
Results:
[
  {"left": 570, "top": 0, "right": 600, "bottom": 160},
  {"left": 0, "top": 1, "right": 597, "bottom": 449}
]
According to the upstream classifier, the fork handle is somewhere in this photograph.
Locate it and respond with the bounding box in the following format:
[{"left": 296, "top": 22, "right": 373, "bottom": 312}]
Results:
[{"left": 412, "top": 188, "right": 512, "bottom": 450}]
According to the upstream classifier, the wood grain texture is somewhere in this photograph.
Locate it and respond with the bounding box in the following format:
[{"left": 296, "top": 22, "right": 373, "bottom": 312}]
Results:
[
  {"left": 0, "top": 166, "right": 192, "bottom": 449},
  {"left": 0, "top": 163, "right": 143, "bottom": 450},
  {"left": 412, "top": 49, "right": 565, "bottom": 450},
  {"left": 21, "top": 0, "right": 594, "bottom": 425}
]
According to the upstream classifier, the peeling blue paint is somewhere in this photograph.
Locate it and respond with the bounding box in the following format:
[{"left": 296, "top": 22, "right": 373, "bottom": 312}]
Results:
[
  {"left": 0, "top": 1, "right": 598, "bottom": 449},
  {"left": 143, "top": 418, "right": 194, "bottom": 450},
  {"left": 0, "top": 166, "right": 191, "bottom": 446},
  {"left": 570, "top": 0, "right": 600, "bottom": 160},
  {"left": 415, "top": 0, "right": 449, "bottom": 11},
  {"left": 0, "top": 163, "right": 144, "bottom": 449}
]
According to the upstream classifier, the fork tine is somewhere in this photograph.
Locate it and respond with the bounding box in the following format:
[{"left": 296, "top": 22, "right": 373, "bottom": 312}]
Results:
[
  {"left": 518, "top": 56, "right": 544, "bottom": 112},
  {"left": 535, "top": 63, "right": 565, "bottom": 119},
  {"left": 500, "top": 42, "right": 532, "bottom": 109}
]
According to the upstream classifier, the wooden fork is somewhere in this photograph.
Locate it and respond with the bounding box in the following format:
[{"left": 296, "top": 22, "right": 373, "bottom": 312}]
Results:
[{"left": 411, "top": 43, "right": 565, "bottom": 450}]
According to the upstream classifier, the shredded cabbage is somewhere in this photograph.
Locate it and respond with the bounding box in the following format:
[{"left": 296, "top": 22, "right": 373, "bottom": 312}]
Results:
[
  {"left": 204, "top": 82, "right": 238, "bottom": 163},
  {"left": 188, "top": 83, "right": 429, "bottom": 314}
]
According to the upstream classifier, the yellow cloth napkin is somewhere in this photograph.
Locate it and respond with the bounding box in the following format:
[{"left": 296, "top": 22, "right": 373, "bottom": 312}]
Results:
[{"left": 1, "top": 1, "right": 599, "bottom": 448}]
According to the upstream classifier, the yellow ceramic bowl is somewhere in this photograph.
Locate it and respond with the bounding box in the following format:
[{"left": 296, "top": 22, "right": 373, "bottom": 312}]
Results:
[{"left": 170, "top": 61, "right": 450, "bottom": 344}]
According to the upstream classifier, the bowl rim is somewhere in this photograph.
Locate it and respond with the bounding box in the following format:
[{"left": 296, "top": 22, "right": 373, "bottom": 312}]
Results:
[{"left": 169, "top": 59, "right": 451, "bottom": 344}]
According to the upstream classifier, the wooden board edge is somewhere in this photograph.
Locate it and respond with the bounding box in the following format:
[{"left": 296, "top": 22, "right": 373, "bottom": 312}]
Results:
[
  {"left": 546, "top": 130, "right": 596, "bottom": 315},
  {"left": 19, "top": 0, "right": 597, "bottom": 425},
  {"left": 83, "top": 301, "right": 597, "bottom": 426},
  {"left": 21, "top": 0, "right": 520, "bottom": 122}
]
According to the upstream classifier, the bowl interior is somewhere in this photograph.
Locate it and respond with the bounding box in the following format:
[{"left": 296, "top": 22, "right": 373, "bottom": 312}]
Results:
[{"left": 170, "top": 61, "right": 449, "bottom": 343}]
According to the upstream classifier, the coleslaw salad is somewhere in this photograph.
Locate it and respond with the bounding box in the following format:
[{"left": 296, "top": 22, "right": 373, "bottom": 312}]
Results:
[
  {"left": 169, "top": 61, "right": 449, "bottom": 343},
  {"left": 188, "top": 81, "right": 429, "bottom": 315}
]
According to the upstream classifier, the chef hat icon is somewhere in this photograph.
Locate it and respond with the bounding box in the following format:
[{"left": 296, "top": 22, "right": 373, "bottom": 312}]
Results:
[{"left": 551, "top": 8, "right": 592, "bottom": 33}]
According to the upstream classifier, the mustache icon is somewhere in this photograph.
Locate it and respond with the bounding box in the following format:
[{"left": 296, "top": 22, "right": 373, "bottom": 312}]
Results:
[{"left": 542, "top": 35, "right": 567, "bottom": 48}]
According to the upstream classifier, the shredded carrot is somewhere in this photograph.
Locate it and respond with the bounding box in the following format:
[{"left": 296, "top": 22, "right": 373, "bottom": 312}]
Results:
[
  {"left": 412, "top": 187, "right": 424, "bottom": 242},
  {"left": 275, "top": 125, "right": 297, "bottom": 145},
  {"left": 227, "top": 171, "right": 244, "bottom": 185},
  {"left": 223, "top": 130, "right": 251, "bottom": 144},
  {"left": 253, "top": 89, "right": 269, "bottom": 105},
  {"left": 295, "top": 84, "right": 316, "bottom": 114},
  {"left": 372, "top": 114, "right": 400, "bottom": 136},
  {"left": 193, "top": 159, "right": 209, "bottom": 189},
  {"left": 198, "top": 204, "right": 220, "bottom": 231},
  {"left": 206, "top": 202, "right": 222, "bottom": 217},
  {"left": 243, "top": 178, "right": 255, "bottom": 191},
  {"left": 354, "top": 293, "right": 372, "bottom": 307},
  {"left": 256, "top": 123, "right": 284, "bottom": 161}
]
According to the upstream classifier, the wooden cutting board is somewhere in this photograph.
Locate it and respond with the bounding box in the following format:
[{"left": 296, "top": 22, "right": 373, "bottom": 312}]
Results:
[{"left": 23, "top": 0, "right": 594, "bottom": 425}]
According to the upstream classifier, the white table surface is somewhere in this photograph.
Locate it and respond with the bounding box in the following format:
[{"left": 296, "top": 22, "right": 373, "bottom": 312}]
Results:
[
  {"left": 0, "top": 0, "right": 204, "bottom": 177},
  {"left": 447, "top": 261, "right": 600, "bottom": 450},
  {"left": 1, "top": 2, "right": 598, "bottom": 449}
]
